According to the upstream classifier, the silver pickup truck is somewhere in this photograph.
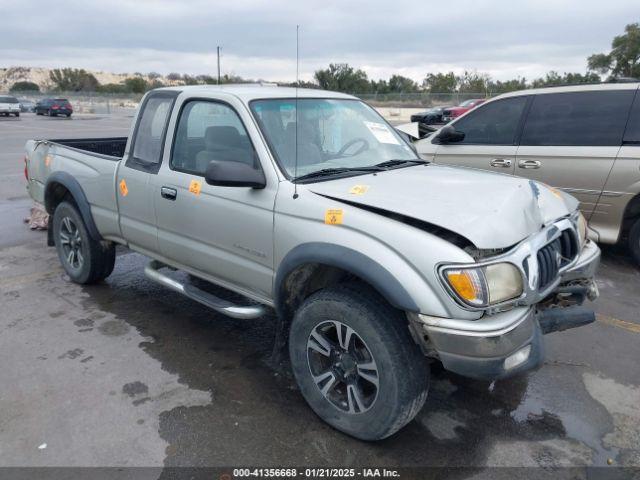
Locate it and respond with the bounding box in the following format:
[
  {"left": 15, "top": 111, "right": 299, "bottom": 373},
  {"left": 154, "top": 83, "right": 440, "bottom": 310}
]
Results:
[{"left": 25, "top": 85, "right": 600, "bottom": 440}]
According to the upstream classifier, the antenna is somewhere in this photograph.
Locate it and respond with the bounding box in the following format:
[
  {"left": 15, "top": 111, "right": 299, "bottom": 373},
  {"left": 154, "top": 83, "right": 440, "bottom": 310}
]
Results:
[{"left": 293, "top": 24, "right": 300, "bottom": 199}]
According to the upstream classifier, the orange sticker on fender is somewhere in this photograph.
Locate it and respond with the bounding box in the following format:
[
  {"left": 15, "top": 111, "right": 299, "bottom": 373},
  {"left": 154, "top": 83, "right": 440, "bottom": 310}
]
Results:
[
  {"left": 119, "top": 179, "right": 128, "bottom": 197},
  {"left": 349, "top": 185, "right": 369, "bottom": 195},
  {"left": 189, "top": 180, "right": 202, "bottom": 196},
  {"left": 324, "top": 209, "right": 343, "bottom": 225}
]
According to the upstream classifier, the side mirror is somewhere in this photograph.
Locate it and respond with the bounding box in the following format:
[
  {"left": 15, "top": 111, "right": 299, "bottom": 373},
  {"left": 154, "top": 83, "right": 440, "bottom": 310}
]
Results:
[
  {"left": 205, "top": 161, "right": 266, "bottom": 189},
  {"left": 434, "top": 125, "right": 465, "bottom": 144}
]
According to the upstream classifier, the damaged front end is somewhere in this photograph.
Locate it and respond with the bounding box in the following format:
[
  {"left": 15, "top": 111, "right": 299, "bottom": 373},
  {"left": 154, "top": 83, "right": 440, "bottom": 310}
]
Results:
[{"left": 408, "top": 212, "right": 601, "bottom": 380}]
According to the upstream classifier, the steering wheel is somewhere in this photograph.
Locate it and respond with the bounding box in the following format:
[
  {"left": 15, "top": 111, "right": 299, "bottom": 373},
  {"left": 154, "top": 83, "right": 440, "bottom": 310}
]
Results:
[{"left": 336, "top": 137, "right": 369, "bottom": 157}]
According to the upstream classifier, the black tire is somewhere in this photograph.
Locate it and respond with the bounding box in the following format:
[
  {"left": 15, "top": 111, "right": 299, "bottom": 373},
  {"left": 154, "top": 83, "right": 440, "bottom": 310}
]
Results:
[
  {"left": 15, "top": 112, "right": 20, "bottom": 117},
  {"left": 629, "top": 218, "right": 640, "bottom": 265},
  {"left": 289, "top": 283, "right": 429, "bottom": 440},
  {"left": 66, "top": 113, "right": 71, "bottom": 118},
  {"left": 52, "top": 201, "right": 116, "bottom": 284}
]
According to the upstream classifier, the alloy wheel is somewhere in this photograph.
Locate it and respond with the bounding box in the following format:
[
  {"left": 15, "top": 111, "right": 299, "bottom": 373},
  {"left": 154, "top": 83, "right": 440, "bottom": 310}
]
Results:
[
  {"left": 306, "top": 320, "right": 379, "bottom": 414},
  {"left": 59, "top": 216, "right": 84, "bottom": 270}
]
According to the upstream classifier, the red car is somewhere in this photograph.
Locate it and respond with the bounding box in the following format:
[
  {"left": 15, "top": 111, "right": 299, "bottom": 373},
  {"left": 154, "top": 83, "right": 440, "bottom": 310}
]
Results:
[{"left": 442, "top": 98, "right": 486, "bottom": 122}]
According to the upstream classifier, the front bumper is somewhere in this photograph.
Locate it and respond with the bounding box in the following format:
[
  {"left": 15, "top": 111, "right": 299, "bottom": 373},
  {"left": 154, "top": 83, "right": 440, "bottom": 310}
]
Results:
[{"left": 412, "top": 238, "right": 601, "bottom": 380}]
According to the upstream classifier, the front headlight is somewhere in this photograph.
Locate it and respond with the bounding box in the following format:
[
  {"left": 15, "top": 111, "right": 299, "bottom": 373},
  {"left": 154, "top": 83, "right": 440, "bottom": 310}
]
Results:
[
  {"left": 577, "top": 212, "right": 588, "bottom": 247},
  {"left": 443, "top": 262, "right": 523, "bottom": 308}
]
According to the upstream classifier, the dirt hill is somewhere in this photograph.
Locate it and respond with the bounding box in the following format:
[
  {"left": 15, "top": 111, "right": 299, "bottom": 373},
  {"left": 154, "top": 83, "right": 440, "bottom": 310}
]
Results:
[{"left": 0, "top": 66, "right": 179, "bottom": 91}]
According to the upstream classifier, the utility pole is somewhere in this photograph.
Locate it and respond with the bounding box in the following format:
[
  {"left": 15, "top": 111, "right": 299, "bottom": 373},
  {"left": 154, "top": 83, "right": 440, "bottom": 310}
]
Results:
[{"left": 217, "top": 46, "right": 221, "bottom": 85}]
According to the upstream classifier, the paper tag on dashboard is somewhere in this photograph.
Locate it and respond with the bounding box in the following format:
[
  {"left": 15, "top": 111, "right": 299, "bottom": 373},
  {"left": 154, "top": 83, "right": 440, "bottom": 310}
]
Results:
[{"left": 364, "top": 121, "right": 400, "bottom": 145}]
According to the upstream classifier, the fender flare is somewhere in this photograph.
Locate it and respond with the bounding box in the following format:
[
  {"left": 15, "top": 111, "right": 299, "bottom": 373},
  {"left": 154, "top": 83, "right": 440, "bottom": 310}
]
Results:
[
  {"left": 274, "top": 242, "right": 419, "bottom": 317},
  {"left": 44, "top": 171, "right": 103, "bottom": 245}
]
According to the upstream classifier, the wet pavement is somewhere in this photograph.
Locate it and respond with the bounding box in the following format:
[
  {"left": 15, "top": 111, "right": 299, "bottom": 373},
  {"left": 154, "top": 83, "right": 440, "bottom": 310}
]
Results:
[{"left": 0, "top": 114, "right": 639, "bottom": 477}]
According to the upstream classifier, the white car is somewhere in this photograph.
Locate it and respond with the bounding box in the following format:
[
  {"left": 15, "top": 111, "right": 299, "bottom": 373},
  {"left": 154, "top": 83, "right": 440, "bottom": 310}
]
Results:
[{"left": 0, "top": 95, "right": 21, "bottom": 117}]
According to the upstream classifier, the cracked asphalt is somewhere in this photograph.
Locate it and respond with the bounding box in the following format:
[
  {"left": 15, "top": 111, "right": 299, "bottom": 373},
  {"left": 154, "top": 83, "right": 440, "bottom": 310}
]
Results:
[{"left": 0, "top": 113, "right": 639, "bottom": 477}]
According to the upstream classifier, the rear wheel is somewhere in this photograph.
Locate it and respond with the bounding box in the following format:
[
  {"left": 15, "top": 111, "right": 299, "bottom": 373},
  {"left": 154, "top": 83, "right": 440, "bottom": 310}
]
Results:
[
  {"left": 52, "top": 201, "right": 116, "bottom": 284},
  {"left": 289, "top": 284, "right": 429, "bottom": 440},
  {"left": 629, "top": 218, "right": 640, "bottom": 265}
]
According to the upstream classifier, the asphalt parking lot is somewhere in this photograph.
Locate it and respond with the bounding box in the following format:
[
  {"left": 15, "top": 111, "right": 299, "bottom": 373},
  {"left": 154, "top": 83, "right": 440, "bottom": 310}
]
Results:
[{"left": 0, "top": 113, "right": 639, "bottom": 476}]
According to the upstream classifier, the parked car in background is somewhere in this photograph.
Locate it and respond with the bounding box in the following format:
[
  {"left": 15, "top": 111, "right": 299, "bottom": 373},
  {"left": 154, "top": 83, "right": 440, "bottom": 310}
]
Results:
[
  {"left": 410, "top": 106, "right": 451, "bottom": 125},
  {"left": 18, "top": 98, "right": 36, "bottom": 112},
  {"left": 0, "top": 95, "right": 21, "bottom": 117},
  {"left": 24, "top": 85, "right": 600, "bottom": 440},
  {"left": 442, "top": 98, "right": 486, "bottom": 122},
  {"left": 35, "top": 98, "right": 73, "bottom": 117},
  {"left": 415, "top": 82, "right": 640, "bottom": 264}
]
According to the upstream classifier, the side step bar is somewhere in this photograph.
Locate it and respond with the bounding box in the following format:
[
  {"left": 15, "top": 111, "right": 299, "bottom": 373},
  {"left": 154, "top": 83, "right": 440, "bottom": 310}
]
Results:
[{"left": 144, "top": 260, "right": 266, "bottom": 320}]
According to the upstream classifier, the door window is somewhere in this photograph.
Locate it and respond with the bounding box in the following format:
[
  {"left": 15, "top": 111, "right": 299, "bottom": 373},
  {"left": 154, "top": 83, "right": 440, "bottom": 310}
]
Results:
[
  {"left": 521, "top": 90, "right": 635, "bottom": 146},
  {"left": 171, "top": 100, "right": 257, "bottom": 175},
  {"left": 131, "top": 95, "right": 175, "bottom": 167},
  {"left": 623, "top": 90, "right": 640, "bottom": 144},
  {"left": 452, "top": 96, "right": 528, "bottom": 145}
]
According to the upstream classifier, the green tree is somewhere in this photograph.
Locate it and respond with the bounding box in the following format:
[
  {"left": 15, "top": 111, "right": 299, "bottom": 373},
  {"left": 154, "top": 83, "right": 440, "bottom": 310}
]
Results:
[
  {"left": 458, "top": 71, "right": 490, "bottom": 94},
  {"left": 96, "top": 83, "right": 128, "bottom": 94},
  {"left": 314, "top": 63, "right": 370, "bottom": 93},
  {"left": 588, "top": 23, "right": 640, "bottom": 78},
  {"left": 531, "top": 71, "right": 600, "bottom": 88},
  {"left": 421, "top": 72, "right": 457, "bottom": 93},
  {"left": 387, "top": 74, "right": 419, "bottom": 93},
  {"left": 10, "top": 81, "right": 40, "bottom": 92},
  {"left": 487, "top": 77, "right": 527, "bottom": 95},
  {"left": 49, "top": 68, "right": 99, "bottom": 92},
  {"left": 124, "top": 77, "right": 148, "bottom": 93}
]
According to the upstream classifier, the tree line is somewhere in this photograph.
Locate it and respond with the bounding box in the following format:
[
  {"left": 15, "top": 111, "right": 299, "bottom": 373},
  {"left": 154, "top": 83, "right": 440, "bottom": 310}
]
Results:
[{"left": 9, "top": 22, "right": 638, "bottom": 96}]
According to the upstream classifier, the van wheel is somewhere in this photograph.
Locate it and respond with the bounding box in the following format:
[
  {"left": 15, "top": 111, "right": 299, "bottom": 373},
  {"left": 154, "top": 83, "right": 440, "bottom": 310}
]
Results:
[
  {"left": 289, "top": 283, "right": 429, "bottom": 440},
  {"left": 629, "top": 219, "right": 640, "bottom": 265},
  {"left": 52, "top": 201, "right": 116, "bottom": 284}
]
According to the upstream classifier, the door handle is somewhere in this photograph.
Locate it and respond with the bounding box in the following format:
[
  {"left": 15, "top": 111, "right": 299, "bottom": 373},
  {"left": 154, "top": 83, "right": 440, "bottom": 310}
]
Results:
[
  {"left": 490, "top": 158, "right": 512, "bottom": 168},
  {"left": 161, "top": 186, "right": 177, "bottom": 200},
  {"left": 518, "top": 159, "right": 542, "bottom": 169}
]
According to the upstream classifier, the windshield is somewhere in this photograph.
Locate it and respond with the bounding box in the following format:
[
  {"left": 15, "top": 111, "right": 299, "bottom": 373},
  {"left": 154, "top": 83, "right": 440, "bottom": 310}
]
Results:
[
  {"left": 459, "top": 99, "right": 479, "bottom": 107},
  {"left": 0, "top": 96, "right": 19, "bottom": 103},
  {"left": 250, "top": 98, "right": 418, "bottom": 179}
]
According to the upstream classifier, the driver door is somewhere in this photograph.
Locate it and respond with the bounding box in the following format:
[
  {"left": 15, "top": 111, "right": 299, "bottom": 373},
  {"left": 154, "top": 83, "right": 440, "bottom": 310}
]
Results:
[{"left": 152, "top": 97, "right": 278, "bottom": 300}]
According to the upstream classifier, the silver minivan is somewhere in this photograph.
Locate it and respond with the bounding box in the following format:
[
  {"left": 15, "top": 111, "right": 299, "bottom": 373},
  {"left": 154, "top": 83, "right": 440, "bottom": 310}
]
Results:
[{"left": 416, "top": 83, "right": 640, "bottom": 264}]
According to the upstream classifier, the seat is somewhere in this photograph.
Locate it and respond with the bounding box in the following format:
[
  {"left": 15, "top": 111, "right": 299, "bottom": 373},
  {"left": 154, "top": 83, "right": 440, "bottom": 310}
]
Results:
[{"left": 195, "top": 126, "right": 254, "bottom": 172}]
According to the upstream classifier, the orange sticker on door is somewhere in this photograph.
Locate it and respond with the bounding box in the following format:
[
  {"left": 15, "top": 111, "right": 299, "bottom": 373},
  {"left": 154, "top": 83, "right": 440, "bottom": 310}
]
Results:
[
  {"left": 119, "top": 179, "right": 128, "bottom": 197},
  {"left": 324, "top": 209, "right": 343, "bottom": 225},
  {"left": 188, "top": 180, "right": 202, "bottom": 196}
]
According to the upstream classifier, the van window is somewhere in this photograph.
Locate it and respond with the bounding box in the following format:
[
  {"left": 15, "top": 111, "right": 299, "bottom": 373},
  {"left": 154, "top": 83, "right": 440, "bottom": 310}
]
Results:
[
  {"left": 623, "top": 91, "right": 640, "bottom": 144},
  {"left": 452, "top": 96, "right": 528, "bottom": 145},
  {"left": 521, "top": 90, "right": 635, "bottom": 147}
]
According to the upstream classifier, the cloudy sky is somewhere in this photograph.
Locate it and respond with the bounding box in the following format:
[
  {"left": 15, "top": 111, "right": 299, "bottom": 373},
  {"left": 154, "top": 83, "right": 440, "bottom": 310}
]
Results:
[{"left": 2, "top": 0, "right": 637, "bottom": 82}]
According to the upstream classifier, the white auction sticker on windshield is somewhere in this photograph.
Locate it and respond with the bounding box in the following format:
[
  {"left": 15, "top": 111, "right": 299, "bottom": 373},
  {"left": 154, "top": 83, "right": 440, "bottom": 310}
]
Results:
[{"left": 364, "top": 121, "right": 400, "bottom": 145}]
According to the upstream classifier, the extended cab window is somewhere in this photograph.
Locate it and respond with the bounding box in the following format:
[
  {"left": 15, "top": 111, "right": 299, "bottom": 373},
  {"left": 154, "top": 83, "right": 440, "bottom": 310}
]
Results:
[
  {"left": 132, "top": 96, "right": 173, "bottom": 165},
  {"left": 171, "top": 100, "right": 257, "bottom": 175},
  {"left": 451, "top": 96, "right": 528, "bottom": 145},
  {"left": 521, "top": 90, "right": 635, "bottom": 146}
]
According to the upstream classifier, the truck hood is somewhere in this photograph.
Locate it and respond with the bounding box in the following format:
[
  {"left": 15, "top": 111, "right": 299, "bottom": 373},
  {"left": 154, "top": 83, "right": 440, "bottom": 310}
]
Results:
[{"left": 308, "top": 164, "right": 578, "bottom": 249}]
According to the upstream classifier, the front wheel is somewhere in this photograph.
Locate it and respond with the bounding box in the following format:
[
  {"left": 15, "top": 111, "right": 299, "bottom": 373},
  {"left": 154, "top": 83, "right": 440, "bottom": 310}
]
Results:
[
  {"left": 52, "top": 201, "right": 116, "bottom": 284},
  {"left": 289, "top": 284, "right": 429, "bottom": 440}
]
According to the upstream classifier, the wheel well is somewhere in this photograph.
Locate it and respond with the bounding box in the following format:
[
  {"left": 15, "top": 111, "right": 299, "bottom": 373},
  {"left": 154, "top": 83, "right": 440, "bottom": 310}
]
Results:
[
  {"left": 279, "top": 263, "right": 376, "bottom": 320},
  {"left": 44, "top": 181, "right": 74, "bottom": 215},
  {"left": 44, "top": 182, "right": 76, "bottom": 246},
  {"left": 621, "top": 193, "right": 640, "bottom": 239}
]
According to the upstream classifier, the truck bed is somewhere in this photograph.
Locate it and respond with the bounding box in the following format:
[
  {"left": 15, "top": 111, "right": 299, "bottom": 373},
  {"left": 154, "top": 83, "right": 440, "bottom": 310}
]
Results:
[{"left": 49, "top": 137, "right": 128, "bottom": 158}]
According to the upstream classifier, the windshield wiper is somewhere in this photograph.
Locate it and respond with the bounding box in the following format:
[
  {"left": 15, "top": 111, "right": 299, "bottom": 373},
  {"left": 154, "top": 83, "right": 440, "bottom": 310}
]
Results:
[
  {"left": 373, "top": 159, "right": 428, "bottom": 169},
  {"left": 294, "top": 166, "right": 382, "bottom": 182}
]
